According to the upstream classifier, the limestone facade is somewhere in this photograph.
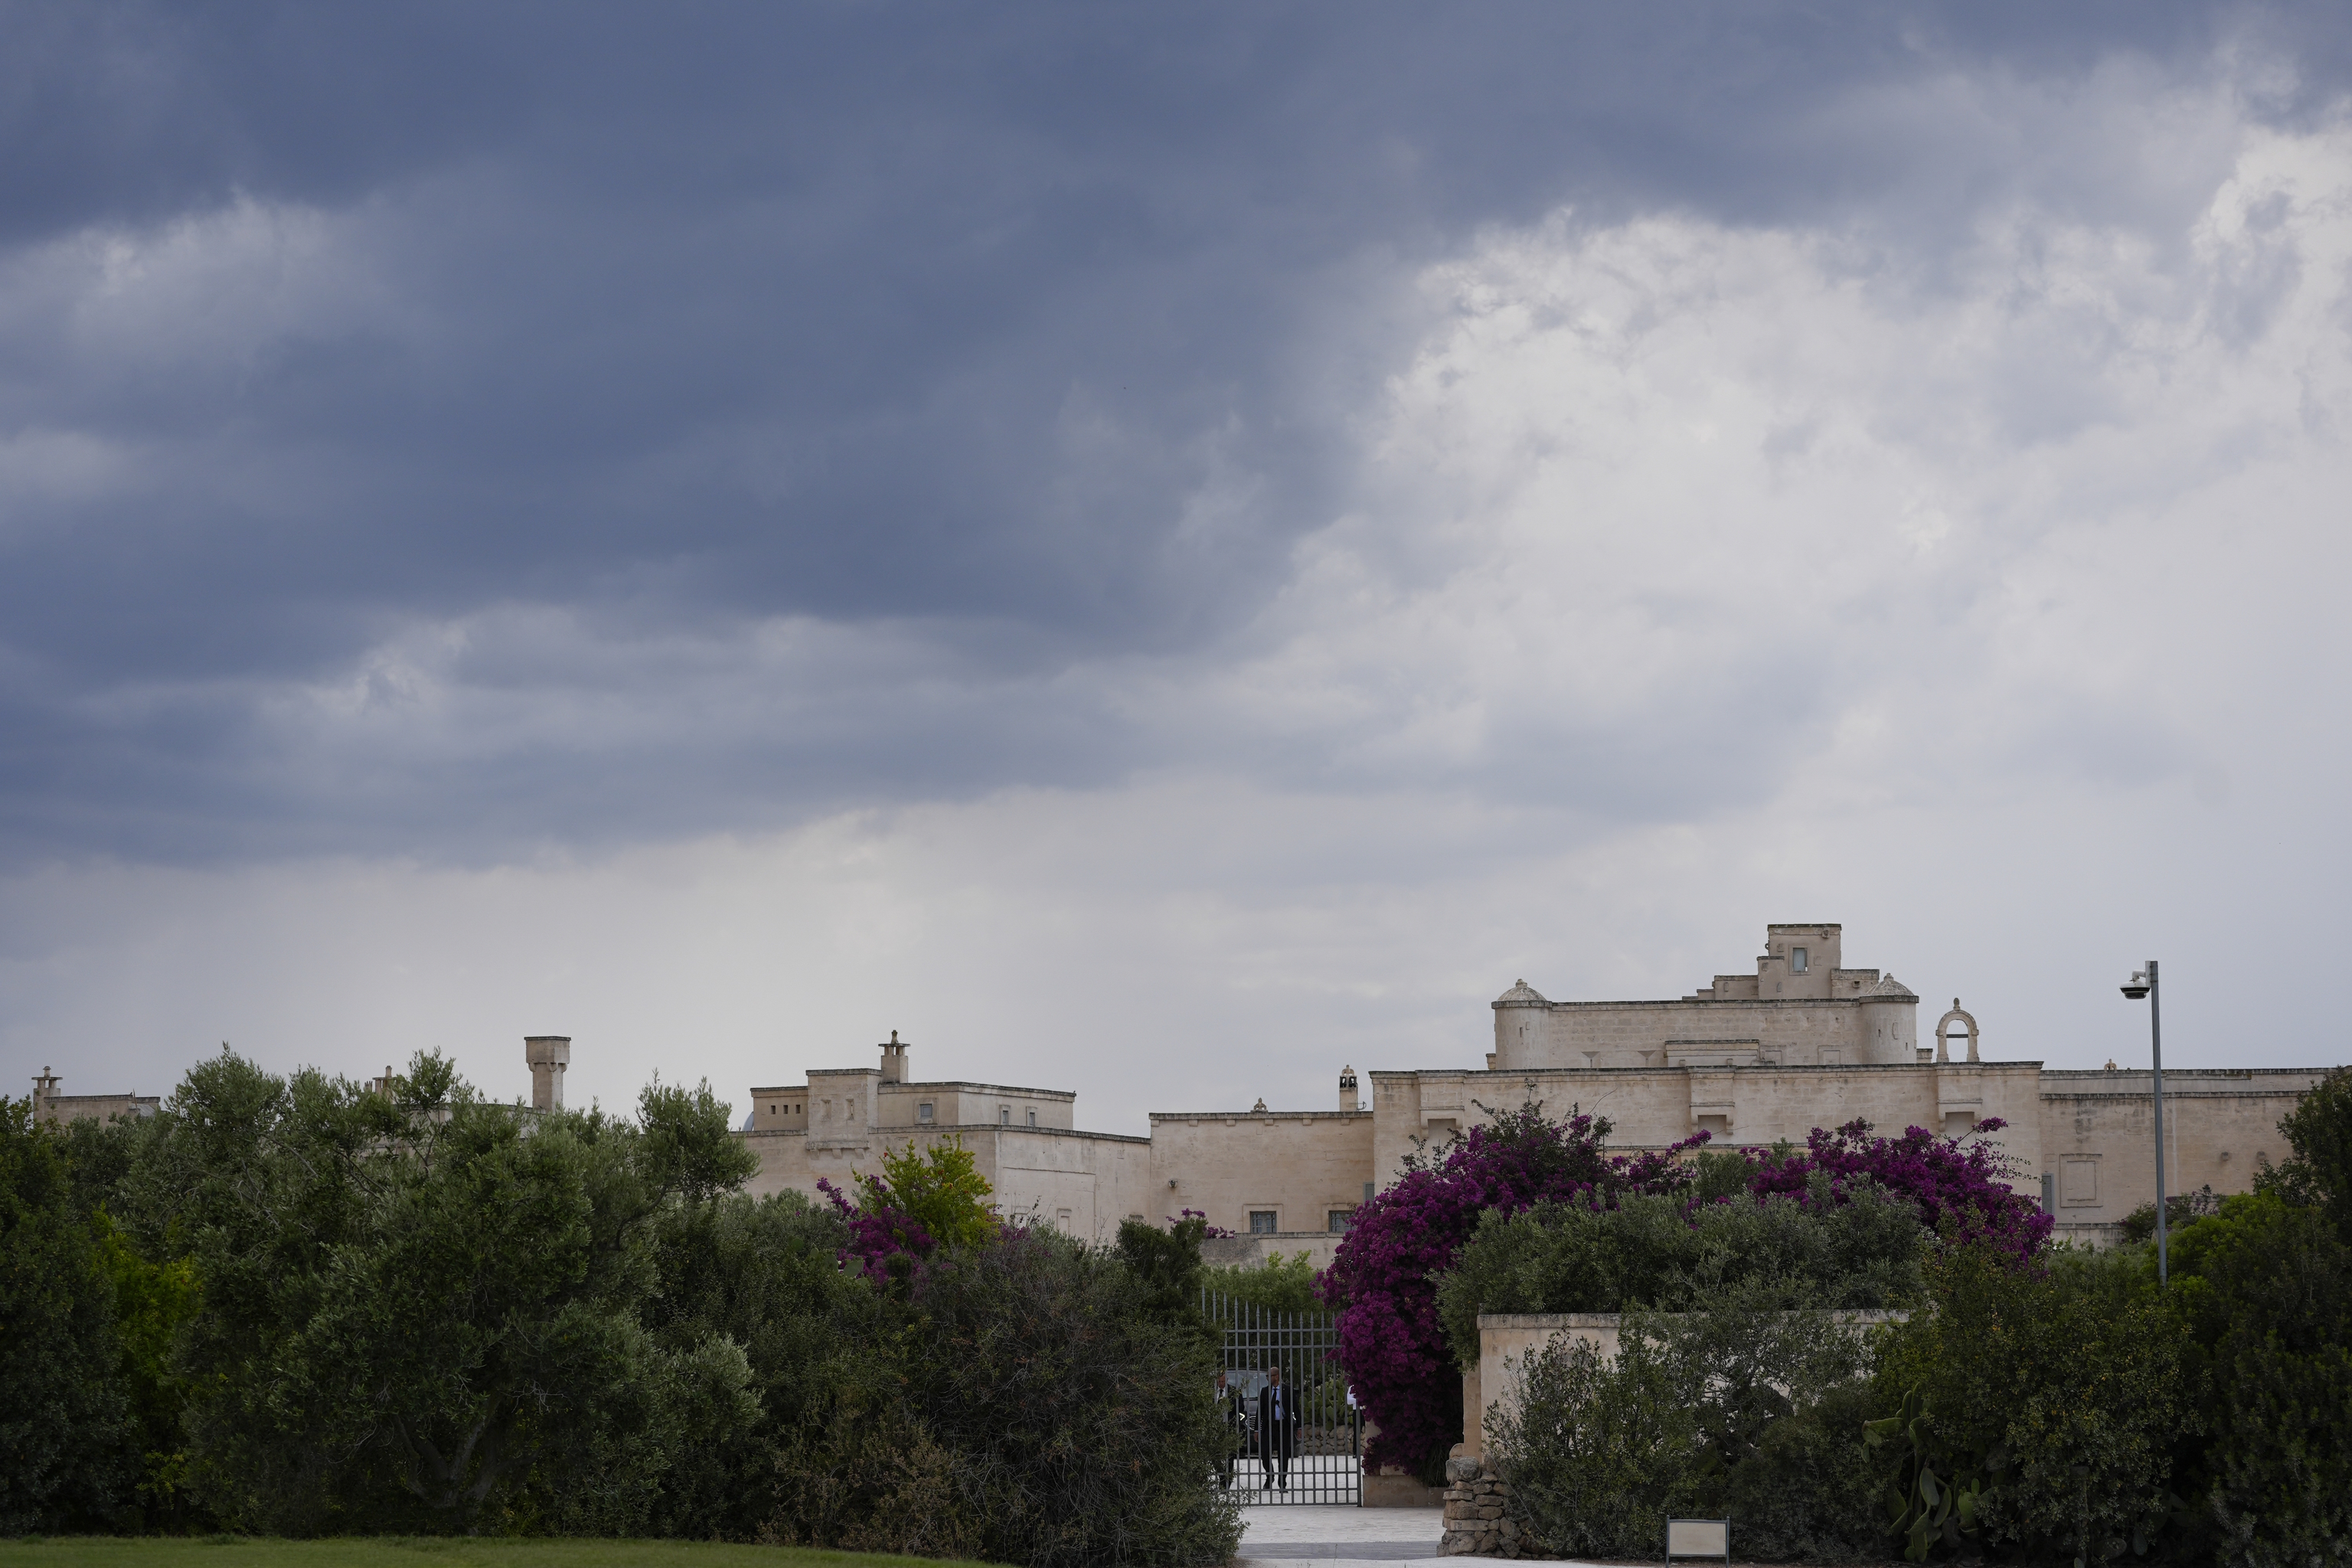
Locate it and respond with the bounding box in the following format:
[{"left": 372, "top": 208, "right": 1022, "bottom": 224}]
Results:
[
  {"left": 31, "top": 923, "right": 2300, "bottom": 1250},
  {"left": 734, "top": 1034, "right": 1153, "bottom": 1240},
  {"left": 29, "top": 1066, "right": 159, "bottom": 1126},
  {"left": 727, "top": 923, "right": 2334, "bottom": 1247}
]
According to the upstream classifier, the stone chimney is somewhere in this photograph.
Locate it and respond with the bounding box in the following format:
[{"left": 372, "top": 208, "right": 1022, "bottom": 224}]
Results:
[
  {"left": 879, "top": 1029, "right": 909, "bottom": 1084},
  {"left": 372, "top": 1065, "right": 396, "bottom": 1099},
  {"left": 1339, "top": 1065, "right": 1359, "bottom": 1112},
  {"left": 31, "top": 1067, "right": 57, "bottom": 1122},
  {"left": 524, "top": 1036, "right": 571, "bottom": 1112}
]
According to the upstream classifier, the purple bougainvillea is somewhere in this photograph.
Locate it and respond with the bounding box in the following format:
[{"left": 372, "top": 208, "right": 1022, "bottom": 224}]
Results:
[
  {"left": 818, "top": 1174, "right": 937, "bottom": 1275},
  {"left": 1170, "top": 1206, "right": 1236, "bottom": 1238},
  {"left": 1320, "top": 1104, "right": 1703, "bottom": 1478},
  {"left": 1739, "top": 1117, "right": 2053, "bottom": 1257},
  {"left": 1321, "top": 1106, "right": 2052, "bottom": 1481}
]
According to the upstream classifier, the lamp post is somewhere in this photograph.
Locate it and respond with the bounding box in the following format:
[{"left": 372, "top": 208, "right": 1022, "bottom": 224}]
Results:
[{"left": 2119, "top": 961, "right": 2165, "bottom": 1285}]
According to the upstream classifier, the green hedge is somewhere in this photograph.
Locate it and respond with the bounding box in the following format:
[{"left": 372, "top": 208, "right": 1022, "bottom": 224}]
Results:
[
  {"left": 1472, "top": 1067, "right": 2352, "bottom": 1566},
  {"left": 1, "top": 1053, "right": 1239, "bottom": 1566}
]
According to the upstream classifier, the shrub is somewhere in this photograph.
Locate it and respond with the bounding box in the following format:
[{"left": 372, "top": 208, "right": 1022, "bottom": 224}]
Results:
[
  {"left": 1488, "top": 1290, "right": 1885, "bottom": 1563},
  {"left": 133, "top": 1049, "right": 758, "bottom": 1534},
  {"left": 2266, "top": 1064, "right": 2352, "bottom": 1243},
  {"left": 639, "top": 1187, "right": 877, "bottom": 1540},
  {"left": 0, "top": 1097, "right": 132, "bottom": 1534},
  {"left": 1870, "top": 1240, "right": 2190, "bottom": 1564},
  {"left": 2121, "top": 1184, "right": 2221, "bottom": 1244},
  {"left": 770, "top": 1223, "right": 1242, "bottom": 1567},
  {"left": 1436, "top": 1173, "right": 1925, "bottom": 1367},
  {"left": 1743, "top": 1119, "right": 2052, "bottom": 1261},
  {"left": 819, "top": 1137, "right": 1001, "bottom": 1274},
  {"left": 1202, "top": 1247, "right": 1323, "bottom": 1313},
  {"left": 2163, "top": 1191, "right": 2352, "bottom": 1567},
  {"left": 1322, "top": 1102, "right": 1698, "bottom": 1478}
]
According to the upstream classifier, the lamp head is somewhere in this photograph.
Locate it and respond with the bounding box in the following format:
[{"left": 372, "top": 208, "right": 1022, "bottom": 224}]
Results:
[{"left": 2120, "top": 968, "right": 2151, "bottom": 1001}]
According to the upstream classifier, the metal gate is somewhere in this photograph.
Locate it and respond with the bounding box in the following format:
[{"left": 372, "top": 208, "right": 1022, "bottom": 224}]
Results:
[{"left": 1204, "top": 1290, "right": 1360, "bottom": 1504}]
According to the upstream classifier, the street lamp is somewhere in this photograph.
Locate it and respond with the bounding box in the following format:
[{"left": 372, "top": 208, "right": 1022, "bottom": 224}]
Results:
[{"left": 2120, "top": 961, "right": 2165, "bottom": 1285}]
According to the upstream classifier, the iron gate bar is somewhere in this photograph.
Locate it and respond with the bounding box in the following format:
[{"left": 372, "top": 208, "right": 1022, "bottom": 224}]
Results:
[{"left": 1203, "top": 1289, "right": 1360, "bottom": 1506}]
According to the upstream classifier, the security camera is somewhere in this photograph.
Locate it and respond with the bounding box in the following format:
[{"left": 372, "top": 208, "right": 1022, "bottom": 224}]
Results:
[{"left": 2119, "top": 969, "right": 2151, "bottom": 1001}]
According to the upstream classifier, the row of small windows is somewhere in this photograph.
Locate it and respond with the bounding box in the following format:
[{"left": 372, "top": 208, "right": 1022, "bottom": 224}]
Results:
[
  {"left": 1247, "top": 1210, "right": 1357, "bottom": 1234},
  {"left": 913, "top": 1102, "right": 1036, "bottom": 1126},
  {"left": 763, "top": 1100, "right": 1037, "bottom": 1125}
]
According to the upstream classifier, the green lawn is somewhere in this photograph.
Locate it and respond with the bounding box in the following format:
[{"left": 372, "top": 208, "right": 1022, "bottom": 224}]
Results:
[{"left": 0, "top": 1543, "right": 997, "bottom": 1568}]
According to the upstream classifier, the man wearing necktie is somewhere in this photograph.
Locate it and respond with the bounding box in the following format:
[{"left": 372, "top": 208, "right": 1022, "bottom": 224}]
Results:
[{"left": 1256, "top": 1361, "right": 1302, "bottom": 1491}]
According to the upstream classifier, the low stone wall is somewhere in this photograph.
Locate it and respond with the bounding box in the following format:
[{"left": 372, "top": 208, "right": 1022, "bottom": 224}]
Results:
[{"left": 1439, "top": 1455, "right": 1521, "bottom": 1557}]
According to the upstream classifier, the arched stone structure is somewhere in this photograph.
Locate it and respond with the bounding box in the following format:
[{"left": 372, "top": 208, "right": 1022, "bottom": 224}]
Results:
[{"left": 1935, "top": 999, "right": 1979, "bottom": 1063}]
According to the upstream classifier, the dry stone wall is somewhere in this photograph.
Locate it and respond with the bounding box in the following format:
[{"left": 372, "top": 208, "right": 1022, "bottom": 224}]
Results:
[{"left": 1439, "top": 1455, "right": 1523, "bottom": 1557}]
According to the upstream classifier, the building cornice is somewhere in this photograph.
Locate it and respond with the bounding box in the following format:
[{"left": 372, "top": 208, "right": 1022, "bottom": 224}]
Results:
[
  {"left": 1149, "top": 1109, "right": 1374, "bottom": 1124},
  {"left": 733, "top": 1122, "right": 1148, "bottom": 1145}
]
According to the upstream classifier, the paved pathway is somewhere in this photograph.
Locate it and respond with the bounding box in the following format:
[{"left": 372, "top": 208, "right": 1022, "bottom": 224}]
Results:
[{"left": 1233, "top": 1504, "right": 1618, "bottom": 1567}]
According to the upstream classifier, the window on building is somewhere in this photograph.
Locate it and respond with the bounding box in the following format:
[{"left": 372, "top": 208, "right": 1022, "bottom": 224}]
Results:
[
  {"left": 1249, "top": 1211, "right": 1277, "bottom": 1233},
  {"left": 1792, "top": 946, "right": 1808, "bottom": 973},
  {"left": 2062, "top": 1158, "right": 2099, "bottom": 1205},
  {"left": 1328, "top": 1209, "right": 1354, "bottom": 1233},
  {"left": 1026, "top": 1108, "right": 1037, "bottom": 1127},
  {"left": 999, "top": 1106, "right": 1010, "bottom": 1125},
  {"left": 917, "top": 1102, "right": 934, "bottom": 1123}
]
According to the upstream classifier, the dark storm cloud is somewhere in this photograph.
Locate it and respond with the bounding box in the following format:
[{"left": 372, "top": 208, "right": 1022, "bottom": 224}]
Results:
[{"left": 1, "top": 0, "right": 2347, "bottom": 863}]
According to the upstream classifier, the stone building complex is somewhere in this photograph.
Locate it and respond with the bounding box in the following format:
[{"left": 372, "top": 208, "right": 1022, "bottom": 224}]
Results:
[
  {"left": 727, "top": 923, "right": 2331, "bottom": 1250},
  {"left": 29, "top": 923, "right": 2330, "bottom": 1250}
]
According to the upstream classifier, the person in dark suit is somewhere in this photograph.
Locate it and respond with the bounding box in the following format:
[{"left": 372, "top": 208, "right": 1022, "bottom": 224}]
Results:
[
  {"left": 1214, "top": 1370, "right": 1247, "bottom": 1488},
  {"left": 1256, "top": 1362, "right": 1302, "bottom": 1490}
]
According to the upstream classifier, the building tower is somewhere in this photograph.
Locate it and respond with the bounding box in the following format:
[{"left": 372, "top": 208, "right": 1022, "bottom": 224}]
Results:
[{"left": 525, "top": 1035, "right": 571, "bottom": 1112}]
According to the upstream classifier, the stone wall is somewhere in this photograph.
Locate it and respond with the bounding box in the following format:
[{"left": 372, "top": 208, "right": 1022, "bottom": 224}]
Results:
[
  {"left": 2037, "top": 1067, "right": 2324, "bottom": 1240},
  {"left": 1440, "top": 1455, "right": 1521, "bottom": 1557},
  {"left": 1369, "top": 1063, "right": 2045, "bottom": 1190},
  {"left": 737, "top": 1121, "right": 1152, "bottom": 1243},
  {"left": 1148, "top": 1108, "right": 1375, "bottom": 1241}
]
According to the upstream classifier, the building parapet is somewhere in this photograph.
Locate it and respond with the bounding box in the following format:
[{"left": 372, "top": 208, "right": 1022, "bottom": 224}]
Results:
[
  {"left": 1150, "top": 1109, "right": 1374, "bottom": 1123},
  {"left": 734, "top": 1122, "right": 1149, "bottom": 1145}
]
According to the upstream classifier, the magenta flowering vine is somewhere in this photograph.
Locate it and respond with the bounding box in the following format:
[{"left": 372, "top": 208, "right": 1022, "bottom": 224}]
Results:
[
  {"left": 817, "top": 1174, "right": 938, "bottom": 1276},
  {"left": 1736, "top": 1117, "right": 2053, "bottom": 1257},
  {"left": 1320, "top": 1103, "right": 1704, "bottom": 1478},
  {"left": 1170, "top": 1206, "right": 1236, "bottom": 1238},
  {"left": 1320, "top": 1105, "right": 2053, "bottom": 1481}
]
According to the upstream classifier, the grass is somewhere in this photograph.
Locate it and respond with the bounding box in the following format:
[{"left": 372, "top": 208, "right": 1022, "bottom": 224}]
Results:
[{"left": 0, "top": 1543, "right": 997, "bottom": 1568}]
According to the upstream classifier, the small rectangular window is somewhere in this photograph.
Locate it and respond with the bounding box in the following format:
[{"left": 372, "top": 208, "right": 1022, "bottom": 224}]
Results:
[
  {"left": 917, "top": 1102, "right": 934, "bottom": 1123},
  {"left": 1328, "top": 1209, "right": 1353, "bottom": 1233},
  {"left": 2062, "top": 1158, "right": 2099, "bottom": 1205},
  {"left": 1792, "top": 946, "right": 1808, "bottom": 973},
  {"left": 999, "top": 1106, "right": 1010, "bottom": 1125},
  {"left": 1026, "top": 1108, "right": 1037, "bottom": 1128},
  {"left": 1248, "top": 1210, "right": 1277, "bottom": 1234}
]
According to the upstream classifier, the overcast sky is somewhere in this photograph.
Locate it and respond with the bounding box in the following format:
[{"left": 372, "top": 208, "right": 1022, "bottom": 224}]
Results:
[{"left": 5, "top": 2, "right": 2350, "bottom": 1134}]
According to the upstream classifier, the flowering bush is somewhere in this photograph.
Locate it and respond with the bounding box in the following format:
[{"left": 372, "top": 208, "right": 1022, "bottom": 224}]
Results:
[
  {"left": 817, "top": 1138, "right": 1003, "bottom": 1277},
  {"left": 1739, "top": 1119, "right": 2053, "bottom": 1257},
  {"left": 1325, "top": 1107, "right": 2053, "bottom": 1481},
  {"left": 818, "top": 1176, "right": 939, "bottom": 1275},
  {"left": 1320, "top": 1104, "right": 1704, "bottom": 1477}
]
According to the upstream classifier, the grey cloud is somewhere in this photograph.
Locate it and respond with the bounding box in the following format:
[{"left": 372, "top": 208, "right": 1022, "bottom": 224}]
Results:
[{"left": 2, "top": 2, "right": 2348, "bottom": 864}]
